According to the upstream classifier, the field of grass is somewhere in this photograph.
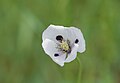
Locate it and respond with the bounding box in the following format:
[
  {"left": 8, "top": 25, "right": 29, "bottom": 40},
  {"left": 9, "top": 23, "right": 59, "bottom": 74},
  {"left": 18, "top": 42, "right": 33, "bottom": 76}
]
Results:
[{"left": 0, "top": 0, "right": 120, "bottom": 83}]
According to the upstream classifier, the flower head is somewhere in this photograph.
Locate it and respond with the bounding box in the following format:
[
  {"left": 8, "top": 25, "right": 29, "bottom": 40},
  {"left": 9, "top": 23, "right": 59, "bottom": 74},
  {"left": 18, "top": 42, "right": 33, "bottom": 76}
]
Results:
[{"left": 42, "top": 24, "right": 86, "bottom": 67}]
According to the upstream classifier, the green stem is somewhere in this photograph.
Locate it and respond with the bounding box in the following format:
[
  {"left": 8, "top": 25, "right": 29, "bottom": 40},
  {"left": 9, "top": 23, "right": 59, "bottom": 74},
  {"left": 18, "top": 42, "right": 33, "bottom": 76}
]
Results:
[{"left": 77, "top": 57, "right": 82, "bottom": 83}]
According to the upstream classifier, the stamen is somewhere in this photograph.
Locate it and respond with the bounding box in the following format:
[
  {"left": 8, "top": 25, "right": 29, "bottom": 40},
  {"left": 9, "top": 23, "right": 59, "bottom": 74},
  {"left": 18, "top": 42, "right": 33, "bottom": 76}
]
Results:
[
  {"left": 60, "top": 41, "right": 69, "bottom": 51},
  {"left": 57, "top": 39, "right": 71, "bottom": 54}
]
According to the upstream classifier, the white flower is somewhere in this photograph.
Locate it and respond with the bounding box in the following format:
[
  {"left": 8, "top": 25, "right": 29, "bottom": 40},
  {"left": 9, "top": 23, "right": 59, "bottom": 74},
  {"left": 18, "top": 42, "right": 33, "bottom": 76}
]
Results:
[{"left": 42, "top": 24, "right": 86, "bottom": 67}]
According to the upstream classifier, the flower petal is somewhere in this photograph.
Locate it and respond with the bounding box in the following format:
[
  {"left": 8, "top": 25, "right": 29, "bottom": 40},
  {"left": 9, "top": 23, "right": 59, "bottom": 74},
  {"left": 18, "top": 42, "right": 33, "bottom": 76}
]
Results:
[
  {"left": 68, "top": 27, "right": 86, "bottom": 53},
  {"left": 42, "top": 24, "right": 68, "bottom": 43},
  {"left": 65, "top": 44, "right": 79, "bottom": 63},
  {"left": 42, "top": 39, "right": 66, "bottom": 66},
  {"left": 53, "top": 53, "right": 66, "bottom": 67}
]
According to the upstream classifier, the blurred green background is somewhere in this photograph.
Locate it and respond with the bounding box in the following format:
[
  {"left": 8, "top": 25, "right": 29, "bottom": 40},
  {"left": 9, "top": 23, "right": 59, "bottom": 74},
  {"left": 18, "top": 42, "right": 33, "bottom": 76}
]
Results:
[{"left": 0, "top": 0, "right": 120, "bottom": 83}]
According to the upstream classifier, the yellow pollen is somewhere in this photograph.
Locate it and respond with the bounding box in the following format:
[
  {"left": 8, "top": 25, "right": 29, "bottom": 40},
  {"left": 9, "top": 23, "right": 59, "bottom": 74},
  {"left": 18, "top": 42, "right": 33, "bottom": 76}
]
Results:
[{"left": 60, "top": 41, "right": 69, "bottom": 51}]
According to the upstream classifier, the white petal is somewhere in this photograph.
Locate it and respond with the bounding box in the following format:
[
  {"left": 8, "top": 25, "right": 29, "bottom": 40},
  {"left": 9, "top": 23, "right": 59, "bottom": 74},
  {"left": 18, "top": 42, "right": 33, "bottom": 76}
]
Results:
[
  {"left": 53, "top": 53, "right": 66, "bottom": 67},
  {"left": 42, "top": 39, "right": 66, "bottom": 66},
  {"left": 65, "top": 44, "right": 79, "bottom": 63},
  {"left": 42, "top": 39, "right": 57, "bottom": 56},
  {"left": 42, "top": 24, "right": 68, "bottom": 43},
  {"left": 68, "top": 27, "right": 86, "bottom": 53}
]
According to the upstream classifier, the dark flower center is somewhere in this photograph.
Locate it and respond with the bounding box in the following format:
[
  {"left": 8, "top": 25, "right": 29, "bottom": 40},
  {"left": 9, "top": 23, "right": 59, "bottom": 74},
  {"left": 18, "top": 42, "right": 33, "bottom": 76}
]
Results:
[{"left": 56, "top": 36, "right": 72, "bottom": 55}]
